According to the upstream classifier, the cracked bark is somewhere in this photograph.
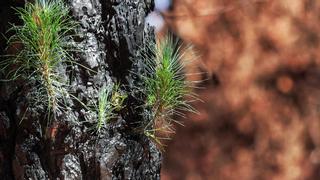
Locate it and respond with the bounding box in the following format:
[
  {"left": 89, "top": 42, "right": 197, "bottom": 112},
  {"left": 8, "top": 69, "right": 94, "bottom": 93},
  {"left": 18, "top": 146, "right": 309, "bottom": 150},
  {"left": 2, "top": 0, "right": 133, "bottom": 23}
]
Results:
[{"left": 0, "top": 0, "right": 161, "bottom": 179}]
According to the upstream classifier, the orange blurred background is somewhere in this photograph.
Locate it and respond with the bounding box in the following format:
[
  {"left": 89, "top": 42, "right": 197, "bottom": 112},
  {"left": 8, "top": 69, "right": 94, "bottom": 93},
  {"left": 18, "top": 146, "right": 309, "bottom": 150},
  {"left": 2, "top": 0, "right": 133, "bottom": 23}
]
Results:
[{"left": 153, "top": 0, "right": 320, "bottom": 179}]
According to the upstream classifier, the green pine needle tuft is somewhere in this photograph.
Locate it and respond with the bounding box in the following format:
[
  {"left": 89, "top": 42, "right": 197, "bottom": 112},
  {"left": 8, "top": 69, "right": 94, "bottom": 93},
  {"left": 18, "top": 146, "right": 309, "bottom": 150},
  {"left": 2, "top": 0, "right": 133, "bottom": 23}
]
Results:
[
  {"left": 96, "top": 86, "right": 114, "bottom": 133},
  {"left": 141, "top": 35, "right": 199, "bottom": 147},
  {"left": 87, "top": 84, "right": 127, "bottom": 133},
  {"left": 1, "top": 0, "right": 77, "bottom": 122}
]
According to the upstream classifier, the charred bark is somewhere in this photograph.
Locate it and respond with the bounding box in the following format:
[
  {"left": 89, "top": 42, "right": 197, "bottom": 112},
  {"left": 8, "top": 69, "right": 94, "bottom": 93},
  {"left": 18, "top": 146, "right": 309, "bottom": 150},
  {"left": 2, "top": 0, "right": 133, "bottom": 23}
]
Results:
[{"left": 0, "top": 0, "right": 161, "bottom": 179}]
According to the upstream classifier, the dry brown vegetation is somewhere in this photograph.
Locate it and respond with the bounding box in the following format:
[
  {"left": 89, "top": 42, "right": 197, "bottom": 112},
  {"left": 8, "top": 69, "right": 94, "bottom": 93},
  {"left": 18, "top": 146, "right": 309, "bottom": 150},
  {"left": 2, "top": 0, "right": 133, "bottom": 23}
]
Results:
[{"left": 161, "top": 0, "right": 320, "bottom": 179}]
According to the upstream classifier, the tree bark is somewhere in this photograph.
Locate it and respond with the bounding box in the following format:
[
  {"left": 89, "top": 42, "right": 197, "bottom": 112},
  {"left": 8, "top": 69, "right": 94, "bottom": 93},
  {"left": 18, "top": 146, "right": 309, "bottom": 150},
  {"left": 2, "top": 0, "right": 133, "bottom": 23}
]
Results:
[{"left": 0, "top": 0, "right": 161, "bottom": 179}]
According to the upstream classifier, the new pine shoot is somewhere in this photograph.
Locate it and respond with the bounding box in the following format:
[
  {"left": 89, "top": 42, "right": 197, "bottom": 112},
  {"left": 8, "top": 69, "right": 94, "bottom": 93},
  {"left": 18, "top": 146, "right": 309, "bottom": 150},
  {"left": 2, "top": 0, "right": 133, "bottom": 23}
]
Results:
[{"left": 141, "top": 36, "right": 199, "bottom": 147}]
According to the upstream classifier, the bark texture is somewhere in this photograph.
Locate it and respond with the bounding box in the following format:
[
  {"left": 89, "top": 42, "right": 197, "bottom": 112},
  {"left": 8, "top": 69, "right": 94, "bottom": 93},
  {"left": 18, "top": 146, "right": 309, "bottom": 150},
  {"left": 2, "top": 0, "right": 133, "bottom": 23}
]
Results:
[{"left": 0, "top": 0, "right": 161, "bottom": 179}]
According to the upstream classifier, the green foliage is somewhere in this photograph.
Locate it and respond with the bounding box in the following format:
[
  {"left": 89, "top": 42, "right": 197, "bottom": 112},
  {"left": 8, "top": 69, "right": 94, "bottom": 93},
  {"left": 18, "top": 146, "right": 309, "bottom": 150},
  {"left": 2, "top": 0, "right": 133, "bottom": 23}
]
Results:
[
  {"left": 1, "top": 0, "right": 76, "bottom": 121},
  {"left": 111, "top": 83, "right": 128, "bottom": 112},
  {"left": 141, "top": 36, "right": 198, "bottom": 146},
  {"left": 96, "top": 86, "right": 114, "bottom": 132},
  {"left": 89, "top": 84, "right": 127, "bottom": 133}
]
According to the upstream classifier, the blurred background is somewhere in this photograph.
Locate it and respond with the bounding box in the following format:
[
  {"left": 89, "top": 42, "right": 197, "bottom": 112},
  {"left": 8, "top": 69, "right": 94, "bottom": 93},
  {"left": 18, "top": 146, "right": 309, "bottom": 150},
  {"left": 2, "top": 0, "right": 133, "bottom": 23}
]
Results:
[{"left": 147, "top": 0, "right": 320, "bottom": 179}]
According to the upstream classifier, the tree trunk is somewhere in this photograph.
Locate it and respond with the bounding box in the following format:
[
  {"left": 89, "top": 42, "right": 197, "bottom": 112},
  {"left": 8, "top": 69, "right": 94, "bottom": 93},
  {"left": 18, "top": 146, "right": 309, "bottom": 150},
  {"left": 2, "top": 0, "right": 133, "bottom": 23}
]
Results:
[{"left": 0, "top": 0, "right": 161, "bottom": 179}]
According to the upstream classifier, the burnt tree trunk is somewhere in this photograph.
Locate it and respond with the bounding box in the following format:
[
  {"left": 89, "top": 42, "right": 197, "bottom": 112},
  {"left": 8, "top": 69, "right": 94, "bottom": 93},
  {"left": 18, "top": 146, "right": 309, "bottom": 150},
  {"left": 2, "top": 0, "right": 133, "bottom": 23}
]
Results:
[{"left": 0, "top": 0, "right": 161, "bottom": 179}]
